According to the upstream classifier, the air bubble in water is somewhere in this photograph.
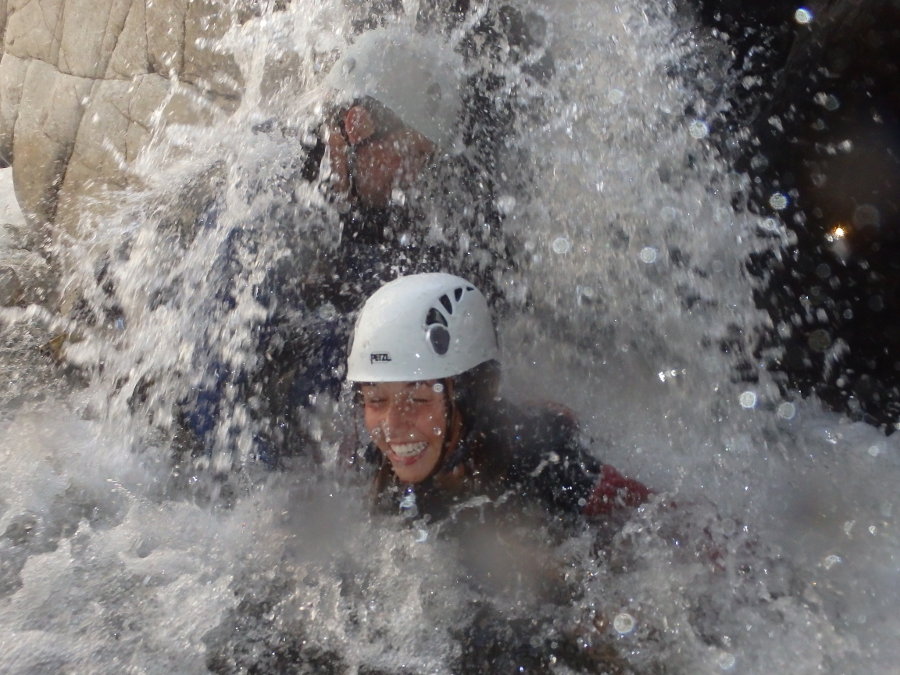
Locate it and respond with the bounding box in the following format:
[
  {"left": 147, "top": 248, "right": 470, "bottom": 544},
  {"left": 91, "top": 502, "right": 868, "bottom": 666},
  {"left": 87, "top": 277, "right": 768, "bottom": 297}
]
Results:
[{"left": 739, "top": 391, "right": 757, "bottom": 409}]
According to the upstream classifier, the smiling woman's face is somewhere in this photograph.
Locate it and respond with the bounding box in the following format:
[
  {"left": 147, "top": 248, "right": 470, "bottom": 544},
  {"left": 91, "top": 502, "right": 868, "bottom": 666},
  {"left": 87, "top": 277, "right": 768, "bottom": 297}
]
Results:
[{"left": 360, "top": 380, "right": 447, "bottom": 483}]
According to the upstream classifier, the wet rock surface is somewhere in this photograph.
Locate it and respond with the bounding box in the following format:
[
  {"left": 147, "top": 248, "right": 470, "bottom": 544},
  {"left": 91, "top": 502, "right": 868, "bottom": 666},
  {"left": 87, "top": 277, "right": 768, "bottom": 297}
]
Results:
[{"left": 0, "top": 0, "right": 246, "bottom": 238}]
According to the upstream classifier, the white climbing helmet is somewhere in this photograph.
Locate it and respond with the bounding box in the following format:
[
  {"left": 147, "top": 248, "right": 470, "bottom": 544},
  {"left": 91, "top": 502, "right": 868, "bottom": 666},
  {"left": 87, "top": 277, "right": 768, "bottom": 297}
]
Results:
[
  {"left": 347, "top": 273, "right": 499, "bottom": 383},
  {"left": 323, "top": 27, "right": 464, "bottom": 147}
]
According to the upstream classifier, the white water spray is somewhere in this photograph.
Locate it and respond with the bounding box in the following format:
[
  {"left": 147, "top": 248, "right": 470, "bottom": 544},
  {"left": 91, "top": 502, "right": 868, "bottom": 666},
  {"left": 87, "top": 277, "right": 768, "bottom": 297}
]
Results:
[{"left": 1, "top": 2, "right": 898, "bottom": 673}]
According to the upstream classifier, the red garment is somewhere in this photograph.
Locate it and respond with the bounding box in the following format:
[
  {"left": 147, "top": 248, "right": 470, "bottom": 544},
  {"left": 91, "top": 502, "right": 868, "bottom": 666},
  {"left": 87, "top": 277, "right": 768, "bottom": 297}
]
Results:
[{"left": 582, "top": 464, "right": 652, "bottom": 517}]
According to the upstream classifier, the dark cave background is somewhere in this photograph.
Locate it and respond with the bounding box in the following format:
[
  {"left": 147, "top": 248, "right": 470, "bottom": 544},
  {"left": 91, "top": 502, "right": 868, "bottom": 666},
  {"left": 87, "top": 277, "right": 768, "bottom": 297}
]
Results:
[{"left": 688, "top": 0, "right": 900, "bottom": 430}]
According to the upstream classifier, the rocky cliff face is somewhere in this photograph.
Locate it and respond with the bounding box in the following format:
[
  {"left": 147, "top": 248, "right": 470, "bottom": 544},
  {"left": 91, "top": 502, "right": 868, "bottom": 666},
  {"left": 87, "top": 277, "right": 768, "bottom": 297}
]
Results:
[{"left": 0, "top": 0, "right": 247, "bottom": 252}]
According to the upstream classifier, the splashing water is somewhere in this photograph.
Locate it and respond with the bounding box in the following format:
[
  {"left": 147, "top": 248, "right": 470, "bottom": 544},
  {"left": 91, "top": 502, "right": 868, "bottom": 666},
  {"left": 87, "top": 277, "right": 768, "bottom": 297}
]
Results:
[{"left": 1, "top": 2, "right": 899, "bottom": 673}]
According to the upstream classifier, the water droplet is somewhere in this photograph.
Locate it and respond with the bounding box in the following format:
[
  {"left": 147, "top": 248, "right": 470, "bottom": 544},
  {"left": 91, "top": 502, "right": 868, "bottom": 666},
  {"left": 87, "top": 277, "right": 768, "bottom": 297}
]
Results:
[
  {"left": 689, "top": 120, "right": 709, "bottom": 139},
  {"left": 769, "top": 192, "right": 788, "bottom": 210},
  {"left": 868, "top": 444, "right": 882, "bottom": 457},
  {"left": 391, "top": 188, "right": 406, "bottom": 205},
  {"left": 776, "top": 402, "right": 796, "bottom": 420},
  {"left": 739, "top": 391, "right": 757, "bottom": 409},
  {"left": 496, "top": 194, "right": 517, "bottom": 215},
  {"left": 551, "top": 236, "right": 571, "bottom": 255},
  {"left": 576, "top": 285, "right": 595, "bottom": 300},
  {"left": 432, "top": 427, "right": 443, "bottom": 436},
  {"left": 717, "top": 651, "right": 736, "bottom": 671},
  {"left": 613, "top": 613, "right": 636, "bottom": 634},
  {"left": 399, "top": 487, "right": 418, "bottom": 519},
  {"left": 608, "top": 88, "right": 625, "bottom": 104},
  {"left": 639, "top": 246, "right": 658, "bottom": 263},
  {"left": 660, "top": 206, "right": 678, "bottom": 221},
  {"left": 807, "top": 329, "right": 831, "bottom": 352},
  {"left": 794, "top": 8, "right": 813, "bottom": 24},
  {"left": 432, "top": 382, "right": 444, "bottom": 393},
  {"left": 853, "top": 203, "right": 880, "bottom": 228},
  {"left": 823, "top": 554, "right": 843, "bottom": 569}
]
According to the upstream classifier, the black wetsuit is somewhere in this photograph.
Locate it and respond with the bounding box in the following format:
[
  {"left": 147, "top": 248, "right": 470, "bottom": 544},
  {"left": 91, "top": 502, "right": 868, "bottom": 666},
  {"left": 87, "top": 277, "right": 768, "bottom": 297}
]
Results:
[{"left": 363, "top": 402, "right": 650, "bottom": 525}]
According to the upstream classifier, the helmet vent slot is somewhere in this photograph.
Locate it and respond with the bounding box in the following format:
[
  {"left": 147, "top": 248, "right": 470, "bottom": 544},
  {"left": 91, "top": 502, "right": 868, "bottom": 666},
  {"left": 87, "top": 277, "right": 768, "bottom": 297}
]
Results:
[
  {"left": 427, "top": 325, "right": 451, "bottom": 356},
  {"left": 454, "top": 287, "right": 464, "bottom": 301},
  {"left": 426, "top": 307, "right": 448, "bottom": 327},
  {"left": 439, "top": 294, "right": 454, "bottom": 314}
]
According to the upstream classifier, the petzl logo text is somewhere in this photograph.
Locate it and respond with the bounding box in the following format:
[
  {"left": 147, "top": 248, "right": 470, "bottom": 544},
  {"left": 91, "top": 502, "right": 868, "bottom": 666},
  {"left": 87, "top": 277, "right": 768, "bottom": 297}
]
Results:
[{"left": 370, "top": 353, "right": 392, "bottom": 363}]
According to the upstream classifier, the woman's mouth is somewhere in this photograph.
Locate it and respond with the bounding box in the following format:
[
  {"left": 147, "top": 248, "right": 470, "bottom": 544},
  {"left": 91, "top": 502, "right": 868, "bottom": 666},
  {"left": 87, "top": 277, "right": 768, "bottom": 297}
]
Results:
[{"left": 388, "top": 442, "right": 428, "bottom": 464}]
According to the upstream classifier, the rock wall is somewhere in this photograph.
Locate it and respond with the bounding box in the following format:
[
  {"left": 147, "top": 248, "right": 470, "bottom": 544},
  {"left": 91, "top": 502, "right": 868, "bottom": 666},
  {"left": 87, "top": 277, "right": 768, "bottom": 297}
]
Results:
[{"left": 0, "top": 0, "right": 247, "bottom": 247}]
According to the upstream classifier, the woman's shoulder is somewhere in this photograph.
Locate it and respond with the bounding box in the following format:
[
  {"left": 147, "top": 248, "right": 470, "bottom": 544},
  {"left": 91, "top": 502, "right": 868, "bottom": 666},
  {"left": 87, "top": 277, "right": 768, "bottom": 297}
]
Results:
[
  {"left": 498, "top": 400, "right": 585, "bottom": 457},
  {"left": 481, "top": 400, "right": 601, "bottom": 498}
]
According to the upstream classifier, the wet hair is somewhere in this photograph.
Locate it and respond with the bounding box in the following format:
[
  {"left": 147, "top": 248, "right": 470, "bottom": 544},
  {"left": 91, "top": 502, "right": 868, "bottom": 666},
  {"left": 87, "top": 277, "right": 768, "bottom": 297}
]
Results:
[{"left": 447, "top": 359, "right": 501, "bottom": 434}]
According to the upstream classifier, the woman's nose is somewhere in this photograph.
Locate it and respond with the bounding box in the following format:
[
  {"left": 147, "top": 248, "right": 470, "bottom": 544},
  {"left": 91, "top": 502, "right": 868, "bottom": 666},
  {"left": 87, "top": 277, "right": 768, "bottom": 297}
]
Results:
[{"left": 382, "top": 402, "right": 411, "bottom": 439}]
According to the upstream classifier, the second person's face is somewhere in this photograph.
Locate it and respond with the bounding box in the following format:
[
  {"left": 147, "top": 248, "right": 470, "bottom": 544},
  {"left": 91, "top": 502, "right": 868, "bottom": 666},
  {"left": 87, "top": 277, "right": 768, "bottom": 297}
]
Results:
[
  {"left": 326, "top": 103, "right": 435, "bottom": 209},
  {"left": 361, "top": 380, "right": 447, "bottom": 483}
]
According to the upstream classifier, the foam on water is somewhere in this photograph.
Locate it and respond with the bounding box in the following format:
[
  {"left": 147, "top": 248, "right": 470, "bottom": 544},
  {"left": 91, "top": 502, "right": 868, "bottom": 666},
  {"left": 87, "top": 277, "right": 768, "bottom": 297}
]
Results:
[{"left": 1, "top": 1, "right": 899, "bottom": 673}]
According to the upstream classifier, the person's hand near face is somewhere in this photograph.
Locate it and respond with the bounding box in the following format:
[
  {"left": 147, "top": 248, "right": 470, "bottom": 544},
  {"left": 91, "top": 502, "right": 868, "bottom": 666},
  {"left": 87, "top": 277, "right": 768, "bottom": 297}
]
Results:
[{"left": 325, "top": 103, "right": 436, "bottom": 209}]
